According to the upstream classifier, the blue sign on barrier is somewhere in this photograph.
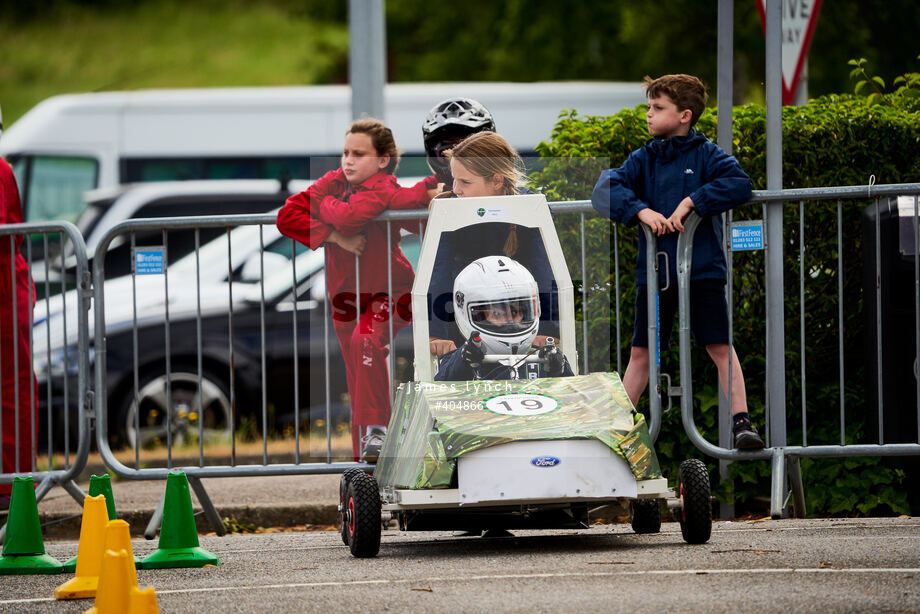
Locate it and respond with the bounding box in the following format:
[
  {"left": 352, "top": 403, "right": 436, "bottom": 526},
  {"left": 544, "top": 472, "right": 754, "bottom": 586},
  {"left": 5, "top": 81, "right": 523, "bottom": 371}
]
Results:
[
  {"left": 730, "top": 220, "right": 764, "bottom": 251},
  {"left": 134, "top": 248, "right": 165, "bottom": 275}
]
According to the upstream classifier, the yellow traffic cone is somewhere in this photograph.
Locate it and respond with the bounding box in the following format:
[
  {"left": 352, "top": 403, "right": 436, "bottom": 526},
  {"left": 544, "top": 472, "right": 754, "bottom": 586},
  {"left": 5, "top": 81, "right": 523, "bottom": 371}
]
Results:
[
  {"left": 101, "top": 519, "right": 138, "bottom": 585},
  {"left": 84, "top": 549, "right": 137, "bottom": 614},
  {"left": 128, "top": 585, "right": 161, "bottom": 614},
  {"left": 63, "top": 474, "right": 121, "bottom": 573},
  {"left": 54, "top": 495, "right": 108, "bottom": 599}
]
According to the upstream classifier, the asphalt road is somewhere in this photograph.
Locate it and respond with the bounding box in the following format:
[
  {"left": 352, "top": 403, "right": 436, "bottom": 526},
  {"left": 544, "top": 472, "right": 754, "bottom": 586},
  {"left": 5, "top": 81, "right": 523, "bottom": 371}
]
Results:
[{"left": 2, "top": 517, "right": 919, "bottom": 613}]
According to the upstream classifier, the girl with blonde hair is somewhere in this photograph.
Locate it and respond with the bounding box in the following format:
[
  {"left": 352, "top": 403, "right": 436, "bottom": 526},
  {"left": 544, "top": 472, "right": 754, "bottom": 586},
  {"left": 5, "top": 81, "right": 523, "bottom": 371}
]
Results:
[{"left": 428, "top": 131, "right": 560, "bottom": 358}]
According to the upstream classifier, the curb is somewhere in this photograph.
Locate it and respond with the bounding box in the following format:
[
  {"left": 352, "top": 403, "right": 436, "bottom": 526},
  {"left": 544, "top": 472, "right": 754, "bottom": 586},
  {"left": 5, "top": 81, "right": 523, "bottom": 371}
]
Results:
[{"left": 1, "top": 503, "right": 340, "bottom": 541}]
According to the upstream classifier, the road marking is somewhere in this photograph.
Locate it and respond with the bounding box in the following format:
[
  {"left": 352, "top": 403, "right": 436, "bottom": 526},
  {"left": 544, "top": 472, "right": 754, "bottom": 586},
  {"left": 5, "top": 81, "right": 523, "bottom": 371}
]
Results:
[{"left": 3, "top": 567, "right": 919, "bottom": 605}]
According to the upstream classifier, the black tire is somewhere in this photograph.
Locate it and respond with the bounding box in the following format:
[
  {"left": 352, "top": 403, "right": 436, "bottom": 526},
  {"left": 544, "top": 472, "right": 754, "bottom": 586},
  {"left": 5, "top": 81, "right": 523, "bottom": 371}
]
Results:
[
  {"left": 344, "top": 472, "right": 381, "bottom": 558},
  {"left": 339, "top": 468, "right": 365, "bottom": 545},
  {"left": 630, "top": 498, "right": 662, "bottom": 534},
  {"left": 678, "top": 458, "right": 712, "bottom": 544}
]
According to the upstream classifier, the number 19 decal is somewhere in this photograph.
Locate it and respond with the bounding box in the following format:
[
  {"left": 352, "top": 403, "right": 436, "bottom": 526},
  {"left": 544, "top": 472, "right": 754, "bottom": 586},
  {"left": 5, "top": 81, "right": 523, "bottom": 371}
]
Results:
[{"left": 484, "top": 394, "right": 559, "bottom": 417}]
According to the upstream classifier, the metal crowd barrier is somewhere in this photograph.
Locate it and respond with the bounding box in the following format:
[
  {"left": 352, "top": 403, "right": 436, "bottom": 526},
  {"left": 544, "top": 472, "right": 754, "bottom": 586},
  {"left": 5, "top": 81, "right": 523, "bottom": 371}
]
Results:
[
  {"left": 0, "top": 220, "right": 92, "bottom": 542},
  {"left": 13, "top": 183, "right": 919, "bottom": 532},
  {"left": 653, "top": 183, "right": 920, "bottom": 518}
]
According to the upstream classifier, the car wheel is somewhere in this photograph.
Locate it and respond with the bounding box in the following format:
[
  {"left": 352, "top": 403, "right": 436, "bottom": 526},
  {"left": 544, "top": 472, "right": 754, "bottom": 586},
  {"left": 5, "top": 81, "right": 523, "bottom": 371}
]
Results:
[
  {"left": 678, "top": 458, "right": 712, "bottom": 544},
  {"left": 629, "top": 498, "right": 661, "bottom": 534},
  {"left": 339, "top": 468, "right": 366, "bottom": 545},
  {"left": 120, "top": 369, "right": 232, "bottom": 450},
  {"left": 344, "top": 471, "right": 381, "bottom": 558}
]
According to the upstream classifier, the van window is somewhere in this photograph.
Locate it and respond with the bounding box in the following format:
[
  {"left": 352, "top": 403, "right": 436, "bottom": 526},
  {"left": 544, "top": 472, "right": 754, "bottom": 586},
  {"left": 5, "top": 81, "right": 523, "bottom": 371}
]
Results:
[
  {"left": 10, "top": 156, "right": 28, "bottom": 192},
  {"left": 122, "top": 156, "right": 312, "bottom": 182},
  {"left": 22, "top": 156, "right": 98, "bottom": 222}
]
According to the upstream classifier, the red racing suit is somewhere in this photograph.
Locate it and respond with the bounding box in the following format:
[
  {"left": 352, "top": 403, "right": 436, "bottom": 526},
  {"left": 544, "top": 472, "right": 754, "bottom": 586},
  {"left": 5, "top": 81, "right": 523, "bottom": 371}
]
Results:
[
  {"left": 277, "top": 169, "right": 435, "bottom": 459},
  {"left": 1, "top": 157, "right": 37, "bottom": 491}
]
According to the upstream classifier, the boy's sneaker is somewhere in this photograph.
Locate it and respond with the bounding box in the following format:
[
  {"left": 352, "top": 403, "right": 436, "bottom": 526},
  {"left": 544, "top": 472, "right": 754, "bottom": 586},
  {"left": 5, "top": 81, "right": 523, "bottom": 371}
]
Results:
[
  {"left": 361, "top": 426, "right": 387, "bottom": 463},
  {"left": 733, "top": 417, "right": 766, "bottom": 450}
]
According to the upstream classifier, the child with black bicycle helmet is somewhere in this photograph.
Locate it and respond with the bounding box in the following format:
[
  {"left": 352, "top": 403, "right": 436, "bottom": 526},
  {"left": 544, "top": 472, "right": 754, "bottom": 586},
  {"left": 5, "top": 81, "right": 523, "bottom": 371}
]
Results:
[{"left": 422, "top": 97, "right": 496, "bottom": 185}]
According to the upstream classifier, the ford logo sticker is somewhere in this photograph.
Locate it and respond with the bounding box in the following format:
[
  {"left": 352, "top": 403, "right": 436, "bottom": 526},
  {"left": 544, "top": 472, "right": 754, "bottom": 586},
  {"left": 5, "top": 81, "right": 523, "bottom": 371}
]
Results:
[{"left": 531, "top": 456, "right": 561, "bottom": 467}]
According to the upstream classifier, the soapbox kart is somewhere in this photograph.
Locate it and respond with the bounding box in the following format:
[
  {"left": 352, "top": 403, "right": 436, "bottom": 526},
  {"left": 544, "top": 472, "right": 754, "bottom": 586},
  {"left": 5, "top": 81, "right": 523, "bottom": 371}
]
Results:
[{"left": 338, "top": 195, "right": 712, "bottom": 558}]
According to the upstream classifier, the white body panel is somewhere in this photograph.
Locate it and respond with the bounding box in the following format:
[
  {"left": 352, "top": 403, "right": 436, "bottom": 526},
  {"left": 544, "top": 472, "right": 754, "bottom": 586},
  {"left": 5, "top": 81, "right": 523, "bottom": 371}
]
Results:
[{"left": 457, "top": 439, "right": 638, "bottom": 504}]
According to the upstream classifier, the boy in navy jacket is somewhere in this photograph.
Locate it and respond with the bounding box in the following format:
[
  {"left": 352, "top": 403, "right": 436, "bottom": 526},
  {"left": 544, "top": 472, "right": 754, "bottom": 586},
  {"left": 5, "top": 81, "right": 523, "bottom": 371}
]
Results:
[{"left": 591, "top": 74, "right": 764, "bottom": 449}]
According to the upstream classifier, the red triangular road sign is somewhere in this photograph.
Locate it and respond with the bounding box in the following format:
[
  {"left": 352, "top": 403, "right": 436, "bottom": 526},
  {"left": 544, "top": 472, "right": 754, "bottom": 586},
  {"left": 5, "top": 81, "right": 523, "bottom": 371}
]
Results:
[{"left": 756, "top": 0, "right": 823, "bottom": 105}]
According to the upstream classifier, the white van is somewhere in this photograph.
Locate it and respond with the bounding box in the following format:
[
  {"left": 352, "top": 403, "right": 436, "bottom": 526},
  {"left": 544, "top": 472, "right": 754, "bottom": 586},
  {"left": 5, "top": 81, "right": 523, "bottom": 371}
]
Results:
[{"left": 0, "top": 82, "right": 644, "bottom": 223}]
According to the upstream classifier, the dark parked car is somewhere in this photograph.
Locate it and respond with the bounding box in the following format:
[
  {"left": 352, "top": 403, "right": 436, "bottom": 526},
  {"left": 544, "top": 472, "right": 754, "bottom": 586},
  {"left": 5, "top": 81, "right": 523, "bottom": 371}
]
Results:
[{"left": 34, "top": 216, "right": 420, "bottom": 452}]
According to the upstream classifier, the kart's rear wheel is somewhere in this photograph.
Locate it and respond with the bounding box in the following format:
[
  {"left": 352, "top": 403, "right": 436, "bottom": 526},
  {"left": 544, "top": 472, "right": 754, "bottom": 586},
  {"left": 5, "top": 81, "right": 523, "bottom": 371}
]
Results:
[
  {"left": 678, "top": 459, "right": 712, "bottom": 544},
  {"left": 630, "top": 498, "right": 661, "bottom": 534},
  {"left": 339, "top": 468, "right": 365, "bottom": 545},
  {"left": 345, "top": 472, "right": 381, "bottom": 558}
]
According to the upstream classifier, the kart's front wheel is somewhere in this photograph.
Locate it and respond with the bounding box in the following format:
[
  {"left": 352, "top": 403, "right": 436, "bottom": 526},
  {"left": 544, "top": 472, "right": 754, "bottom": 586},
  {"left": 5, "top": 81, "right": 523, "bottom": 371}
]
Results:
[
  {"left": 344, "top": 472, "right": 381, "bottom": 558},
  {"left": 339, "top": 468, "right": 365, "bottom": 545},
  {"left": 630, "top": 498, "right": 661, "bottom": 534},
  {"left": 678, "top": 459, "right": 712, "bottom": 544}
]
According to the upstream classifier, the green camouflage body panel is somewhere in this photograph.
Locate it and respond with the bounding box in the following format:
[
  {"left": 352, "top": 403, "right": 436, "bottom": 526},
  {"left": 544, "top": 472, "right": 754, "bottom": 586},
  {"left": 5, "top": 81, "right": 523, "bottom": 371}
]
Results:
[{"left": 375, "top": 372, "right": 661, "bottom": 489}]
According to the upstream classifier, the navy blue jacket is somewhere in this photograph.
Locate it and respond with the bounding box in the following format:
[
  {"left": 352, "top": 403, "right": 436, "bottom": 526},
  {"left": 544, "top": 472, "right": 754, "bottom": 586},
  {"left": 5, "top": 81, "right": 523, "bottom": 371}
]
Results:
[
  {"left": 591, "top": 129, "right": 752, "bottom": 286},
  {"left": 434, "top": 346, "right": 574, "bottom": 381}
]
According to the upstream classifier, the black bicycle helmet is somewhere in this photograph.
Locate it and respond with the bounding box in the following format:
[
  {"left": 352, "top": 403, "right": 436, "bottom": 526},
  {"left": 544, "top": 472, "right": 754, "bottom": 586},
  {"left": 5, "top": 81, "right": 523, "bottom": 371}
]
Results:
[{"left": 422, "top": 98, "right": 496, "bottom": 183}]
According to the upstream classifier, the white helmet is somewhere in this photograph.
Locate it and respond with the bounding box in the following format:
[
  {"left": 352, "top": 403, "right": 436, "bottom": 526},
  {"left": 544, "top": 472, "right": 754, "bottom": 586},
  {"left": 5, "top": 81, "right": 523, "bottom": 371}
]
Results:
[{"left": 453, "top": 256, "right": 540, "bottom": 355}]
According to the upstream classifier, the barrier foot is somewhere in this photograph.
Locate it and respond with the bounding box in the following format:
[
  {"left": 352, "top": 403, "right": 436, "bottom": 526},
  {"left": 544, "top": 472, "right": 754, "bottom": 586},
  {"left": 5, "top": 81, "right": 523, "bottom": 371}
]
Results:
[
  {"left": 769, "top": 448, "right": 788, "bottom": 519},
  {"left": 144, "top": 490, "right": 166, "bottom": 541},
  {"left": 61, "top": 478, "right": 87, "bottom": 507},
  {"left": 33, "top": 473, "right": 55, "bottom": 506},
  {"left": 188, "top": 475, "right": 226, "bottom": 536},
  {"left": 787, "top": 456, "right": 806, "bottom": 518}
]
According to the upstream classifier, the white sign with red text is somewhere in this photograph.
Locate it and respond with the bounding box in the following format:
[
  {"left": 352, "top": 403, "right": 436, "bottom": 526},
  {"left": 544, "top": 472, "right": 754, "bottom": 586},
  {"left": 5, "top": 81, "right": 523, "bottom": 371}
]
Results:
[{"left": 756, "top": 0, "right": 823, "bottom": 105}]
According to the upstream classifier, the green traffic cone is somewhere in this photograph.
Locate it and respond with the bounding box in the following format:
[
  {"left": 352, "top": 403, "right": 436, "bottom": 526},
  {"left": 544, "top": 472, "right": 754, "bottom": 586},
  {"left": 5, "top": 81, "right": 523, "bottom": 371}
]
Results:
[
  {"left": 63, "top": 474, "right": 132, "bottom": 573},
  {"left": 0, "top": 476, "right": 63, "bottom": 574},
  {"left": 140, "top": 472, "right": 220, "bottom": 569},
  {"left": 90, "top": 474, "right": 118, "bottom": 521}
]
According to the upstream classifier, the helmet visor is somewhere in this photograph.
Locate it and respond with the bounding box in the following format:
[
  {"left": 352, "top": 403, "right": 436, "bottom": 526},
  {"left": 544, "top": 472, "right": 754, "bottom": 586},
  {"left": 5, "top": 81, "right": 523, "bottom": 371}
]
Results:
[{"left": 468, "top": 298, "right": 538, "bottom": 336}]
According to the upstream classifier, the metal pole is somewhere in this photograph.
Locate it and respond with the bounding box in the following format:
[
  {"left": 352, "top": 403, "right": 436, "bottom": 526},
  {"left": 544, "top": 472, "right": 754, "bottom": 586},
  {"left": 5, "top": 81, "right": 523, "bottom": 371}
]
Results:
[
  {"left": 641, "top": 225, "right": 661, "bottom": 442},
  {"left": 717, "top": 0, "right": 735, "bottom": 521},
  {"left": 349, "top": 0, "right": 387, "bottom": 121},
  {"left": 766, "top": 0, "right": 788, "bottom": 518},
  {"left": 717, "top": 0, "right": 734, "bottom": 155},
  {"left": 794, "top": 62, "right": 809, "bottom": 106}
]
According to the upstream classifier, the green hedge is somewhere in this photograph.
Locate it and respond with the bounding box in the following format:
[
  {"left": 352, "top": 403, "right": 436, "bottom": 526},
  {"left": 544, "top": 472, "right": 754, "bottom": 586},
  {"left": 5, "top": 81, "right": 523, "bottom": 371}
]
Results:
[{"left": 538, "top": 93, "right": 920, "bottom": 516}]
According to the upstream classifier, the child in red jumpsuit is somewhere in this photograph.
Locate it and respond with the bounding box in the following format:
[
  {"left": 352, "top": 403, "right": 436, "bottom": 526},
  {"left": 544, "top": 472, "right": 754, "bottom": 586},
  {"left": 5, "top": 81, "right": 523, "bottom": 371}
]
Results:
[
  {"left": 1, "top": 155, "right": 37, "bottom": 507},
  {"left": 277, "top": 118, "right": 437, "bottom": 460}
]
